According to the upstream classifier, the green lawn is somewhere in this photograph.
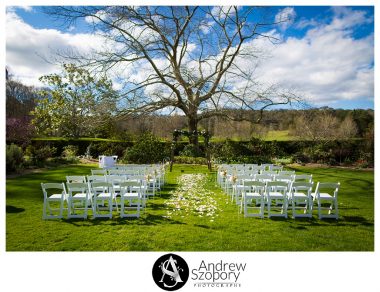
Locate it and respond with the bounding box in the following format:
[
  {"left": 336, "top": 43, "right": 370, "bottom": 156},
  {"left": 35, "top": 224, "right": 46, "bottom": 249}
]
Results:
[
  {"left": 6, "top": 164, "right": 374, "bottom": 251},
  {"left": 265, "top": 130, "right": 295, "bottom": 141}
]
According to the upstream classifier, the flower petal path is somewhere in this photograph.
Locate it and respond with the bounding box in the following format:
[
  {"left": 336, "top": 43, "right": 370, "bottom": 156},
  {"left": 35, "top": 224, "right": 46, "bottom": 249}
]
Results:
[{"left": 164, "top": 174, "right": 219, "bottom": 221}]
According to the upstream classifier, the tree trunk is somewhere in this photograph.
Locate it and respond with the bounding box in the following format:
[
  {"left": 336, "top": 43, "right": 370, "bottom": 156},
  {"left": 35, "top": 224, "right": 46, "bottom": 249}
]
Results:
[{"left": 188, "top": 116, "right": 199, "bottom": 146}]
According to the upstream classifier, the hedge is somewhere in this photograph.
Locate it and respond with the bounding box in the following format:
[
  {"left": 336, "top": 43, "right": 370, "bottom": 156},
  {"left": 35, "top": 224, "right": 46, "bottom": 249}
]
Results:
[{"left": 23, "top": 137, "right": 372, "bottom": 166}]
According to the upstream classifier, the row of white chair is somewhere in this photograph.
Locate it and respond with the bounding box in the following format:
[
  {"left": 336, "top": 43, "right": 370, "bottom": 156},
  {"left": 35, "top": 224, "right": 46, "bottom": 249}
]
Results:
[
  {"left": 239, "top": 180, "right": 340, "bottom": 219},
  {"left": 217, "top": 168, "right": 294, "bottom": 186},
  {"left": 224, "top": 173, "right": 311, "bottom": 198},
  {"left": 42, "top": 176, "right": 155, "bottom": 220},
  {"left": 219, "top": 163, "right": 282, "bottom": 171}
]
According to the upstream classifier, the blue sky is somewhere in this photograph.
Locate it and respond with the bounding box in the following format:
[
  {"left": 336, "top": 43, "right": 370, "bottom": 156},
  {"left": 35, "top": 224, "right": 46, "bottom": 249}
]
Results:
[{"left": 6, "top": 5, "right": 374, "bottom": 109}]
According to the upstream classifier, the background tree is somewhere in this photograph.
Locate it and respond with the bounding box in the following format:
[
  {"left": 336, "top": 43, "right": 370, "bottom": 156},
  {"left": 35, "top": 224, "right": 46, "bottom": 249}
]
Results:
[
  {"left": 45, "top": 6, "right": 302, "bottom": 146},
  {"left": 6, "top": 79, "right": 37, "bottom": 146},
  {"left": 32, "top": 64, "right": 117, "bottom": 137}
]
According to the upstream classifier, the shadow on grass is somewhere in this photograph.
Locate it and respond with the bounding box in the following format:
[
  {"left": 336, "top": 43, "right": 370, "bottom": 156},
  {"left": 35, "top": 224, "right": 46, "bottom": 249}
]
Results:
[
  {"left": 193, "top": 224, "right": 211, "bottom": 229},
  {"left": 6, "top": 205, "right": 25, "bottom": 213},
  {"left": 61, "top": 213, "right": 186, "bottom": 227},
  {"left": 287, "top": 215, "right": 374, "bottom": 230},
  {"left": 342, "top": 216, "right": 374, "bottom": 227}
]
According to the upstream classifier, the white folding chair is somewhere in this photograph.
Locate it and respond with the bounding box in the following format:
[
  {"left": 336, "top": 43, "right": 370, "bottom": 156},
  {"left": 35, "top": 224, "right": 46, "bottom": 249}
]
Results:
[
  {"left": 119, "top": 181, "right": 142, "bottom": 218},
  {"left": 42, "top": 183, "right": 67, "bottom": 219},
  {"left": 66, "top": 182, "right": 90, "bottom": 219},
  {"left": 241, "top": 181, "right": 266, "bottom": 218},
  {"left": 266, "top": 181, "right": 288, "bottom": 218},
  {"left": 232, "top": 175, "right": 255, "bottom": 204},
  {"left": 90, "top": 182, "right": 115, "bottom": 218},
  {"left": 288, "top": 182, "right": 314, "bottom": 218},
  {"left": 144, "top": 174, "right": 156, "bottom": 198},
  {"left": 312, "top": 182, "right": 340, "bottom": 219}
]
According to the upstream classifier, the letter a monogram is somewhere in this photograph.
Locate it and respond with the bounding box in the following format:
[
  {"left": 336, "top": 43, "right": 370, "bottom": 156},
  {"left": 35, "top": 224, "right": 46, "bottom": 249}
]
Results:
[
  {"left": 152, "top": 253, "right": 189, "bottom": 291},
  {"left": 160, "top": 256, "right": 183, "bottom": 288}
]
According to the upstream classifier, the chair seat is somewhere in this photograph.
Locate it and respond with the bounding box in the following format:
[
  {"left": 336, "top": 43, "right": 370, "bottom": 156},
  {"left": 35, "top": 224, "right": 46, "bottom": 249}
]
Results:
[
  {"left": 245, "top": 192, "right": 262, "bottom": 198},
  {"left": 122, "top": 193, "right": 139, "bottom": 198},
  {"left": 292, "top": 192, "right": 308, "bottom": 198},
  {"left": 72, "top": 193, "right": 87, "bottom": 199},
  {"left": 96, "top": 193, "right": 112, "bottom": 199},
  {"left": 48, "top": 194, "right": 64, "bottom": 200},
  {"left": 268, "top": 192, "right": 286, "bottom": 199},
  {"left": 312, "top": 192, "right": 335, "bottom": 200}
]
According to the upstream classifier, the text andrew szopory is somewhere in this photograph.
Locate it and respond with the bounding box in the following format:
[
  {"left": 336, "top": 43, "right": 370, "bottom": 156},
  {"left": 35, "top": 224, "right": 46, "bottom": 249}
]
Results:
[{"left": 191, "top": 260, "right": 247, "bottom": 283}]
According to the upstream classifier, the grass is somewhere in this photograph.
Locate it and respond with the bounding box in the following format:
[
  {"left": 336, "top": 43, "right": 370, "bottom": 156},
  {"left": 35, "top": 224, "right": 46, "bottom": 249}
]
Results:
[
  {"left": 264, "top": 130, "right": 295, "bottom": 141},
  {"left": 6, "top": 164, "right": 374, "bottom": 251}
]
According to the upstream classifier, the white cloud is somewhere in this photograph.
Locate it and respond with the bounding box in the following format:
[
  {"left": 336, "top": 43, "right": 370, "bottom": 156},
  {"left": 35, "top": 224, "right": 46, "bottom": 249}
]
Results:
[
  {"left": 275, "top": 7, "right": 296, "bottom": 30},
  {"left": 249, "top": 8, "right": 374, "bottom": 106},
  {"left": 6, "top": 10, "right": 104, "bottom": 86},
  {"left": 210, "top": 6, "right": 236, "bottom": 19},
  {"left": 84, "top": 10, "right": 108, "bottom": 24},
  {"left": 20, "top": 6, "right": 33, "bottom": 12}
]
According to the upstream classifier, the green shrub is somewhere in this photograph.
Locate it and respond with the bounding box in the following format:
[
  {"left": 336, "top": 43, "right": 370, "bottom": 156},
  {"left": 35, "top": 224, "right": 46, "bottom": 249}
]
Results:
[
  {"left": 174, "top": 156, "right": 208, "bottom": 165},
  {"left": 26, "top": 145, "right": 57, "bottom": 166},
  {"left": 122, "top": 132, "right": 170, "bottom": 164},
  {"left": 62, "top": 145, "right": 78, "bottom": 158},
  {"left": 179, "top": 144, "right": 204, "bottom": 157},
  {"left": 273, "top": 157, "right": 294, "bottom": 165},
  {"left": 6, "top": 144, "right": 24, "bottom": 173}
]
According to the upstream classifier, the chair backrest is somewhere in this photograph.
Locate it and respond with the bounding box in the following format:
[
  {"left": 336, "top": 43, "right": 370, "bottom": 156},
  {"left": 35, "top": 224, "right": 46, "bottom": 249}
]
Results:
[
  {"left": 90, "top": 181, "right": 114, "bottom": 194},
  {"left": 91, "top": 169, "right": 107, "bottom": 175},
  {"left": 244, "top": 170, "right": 259, "bottom": 176},
  {"left": 128, "top": 175, "right": 145, "bottom": 181},
  {"left": 290, "top": 182, "right": 313, "bottom": 192},
  {"left": 106, "top": 175, "right": 126, "bottom": 184},
  {"left": 266, "top": 181, "right": 288, "bottom": 192},
  {"left": 236, "top": 175, "right": 254, "bottom": 183},
  {"left": 119, "top": 181, "right": 142, "bottom": 194},
  {"left": 243, "top": 180, "right": 266, "bottom": 193},
  {"left": 294, "top": 174, "right": 313, "bottom": 183},
  {"left": 41, "top": 183, "right": 66, "bottom": 198},
  {"left": 315, "top": 182, "right": 340, "bottom": 198},
  {"left": 66, "top": 176, "right": 86, "bottom": 183},
  {"left": 66, "top": 182, "right": 89, "bottom": 195},
  {"left": 274, "top": 174, "right": 294, "bottom": 183},
  {"left": 280, "top": 170, "right": 296, "bottom": 176},
  {"left": 87, "top": 175, "right": 106, "bottom": 183},
  {"left": 261, "top": 170, "right": 278, "bottom": 176},
  {"left": 255, "top": 174, "right": 273, "bottom": 182},
  {"left": 107, "top": 169, "right": 125, "bottom": 175}
]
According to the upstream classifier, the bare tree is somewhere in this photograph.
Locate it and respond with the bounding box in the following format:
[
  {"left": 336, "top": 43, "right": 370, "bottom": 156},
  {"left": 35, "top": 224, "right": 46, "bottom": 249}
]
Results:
[
  {"left": 338, "top": 115, "right": 358, "bottom": 139},
  {"left": 45, "top": 6, "right": 302, "bottom": 145}
]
